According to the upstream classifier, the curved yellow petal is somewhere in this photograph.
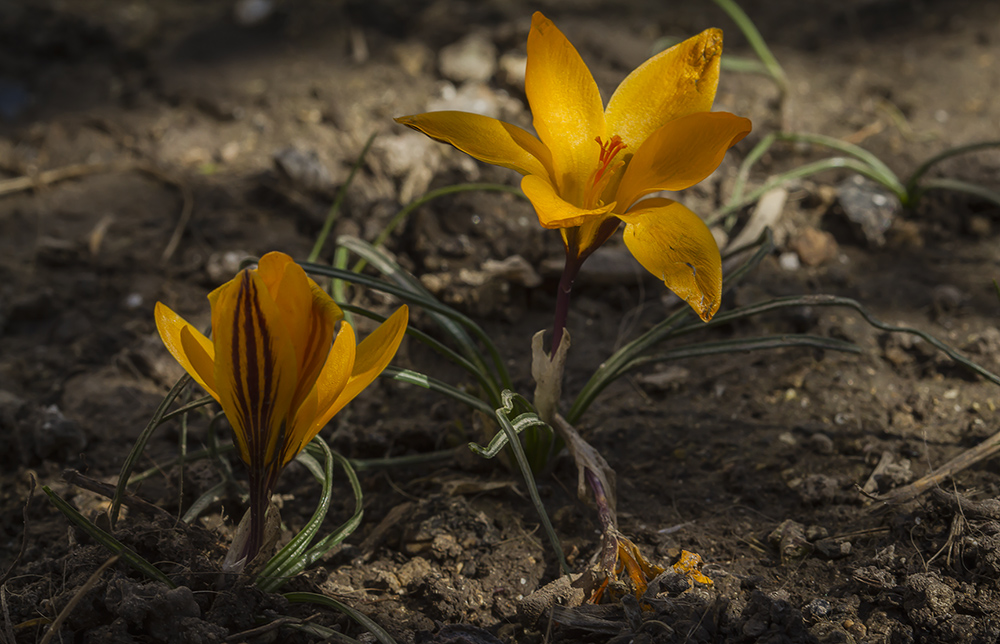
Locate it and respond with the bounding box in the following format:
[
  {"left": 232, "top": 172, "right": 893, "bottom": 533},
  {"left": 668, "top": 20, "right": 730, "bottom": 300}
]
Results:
[
  {"left": 257, "top": 252, "right": 343, "bottom": 411},
  {"left": 155, "top": 302, "right": 218, "bottom": 397},
  {"left": 615, "top": 111, "right": 751, "bottom": 210},
  {"left": 211, "top": 269, "right": 300, "bottom": 469},
  {"left": 605, "top": 28, "right": 724, "bottom": 150},
  {"left": 522, "top": 174, "right": 616, "bottom": 229},
  {"left": 255, "top": 251, "right": 294, "bottom": 294},
  {"left": 619, "top": 199, "right": 722, "bottom": 321},
  {"left": 526, "top": 12, "right": 606, "bottom": 204},
  {"left": 283, "top": 322, "right": 357, "bottom": 467},
  {"left": 561, "top": 216, "right": 621, "bottom": 261},
  {"left": 321, "top": 305, "right": 409, "bottom": 425},
  {"left": 395, "top": 111, "right": 552, "bottom": 179}
]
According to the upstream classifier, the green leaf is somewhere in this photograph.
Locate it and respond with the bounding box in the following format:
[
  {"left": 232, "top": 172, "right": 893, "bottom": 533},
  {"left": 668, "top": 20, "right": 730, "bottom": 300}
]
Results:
[
  {"left": 44, "top": 486, "right": 174, "bottom": 587},
  {"left": 285, "top": 592, "right": 396, "bottom": 644},
  {"left": 112, "top": 374, "right": 191, "bottom": 527}
]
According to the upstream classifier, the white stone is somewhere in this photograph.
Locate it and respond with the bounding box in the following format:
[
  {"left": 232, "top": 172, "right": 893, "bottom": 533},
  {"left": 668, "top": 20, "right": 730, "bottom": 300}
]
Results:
[{"left": 438, "top": 33, "right": 497, "bottom": 83}]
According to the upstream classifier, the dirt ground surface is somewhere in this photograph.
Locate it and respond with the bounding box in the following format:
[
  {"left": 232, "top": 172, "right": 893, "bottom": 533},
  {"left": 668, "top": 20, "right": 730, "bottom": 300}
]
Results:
[{"left": 3, "top": 1, "right": 1000, "bottom": 642}]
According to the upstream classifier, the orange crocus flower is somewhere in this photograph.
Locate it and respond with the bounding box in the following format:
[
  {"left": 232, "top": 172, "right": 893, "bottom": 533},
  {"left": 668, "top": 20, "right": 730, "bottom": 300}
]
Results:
[
  {"left": 397, "top": 12, "right": 751, "bottom": 322},
  {"left": 155, "top": 252, "right": 408, "bottom": 566}
]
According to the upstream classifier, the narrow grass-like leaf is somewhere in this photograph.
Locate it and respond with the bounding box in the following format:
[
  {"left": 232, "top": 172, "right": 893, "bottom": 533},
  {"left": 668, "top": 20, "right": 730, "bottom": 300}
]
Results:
[
  {"left": 176, "top": 407, "right": 188, "bottom": 522},
  {"left": 207, "top": 413, "right": 242, "bottom": 500},
  {"left": 112, "top": 374, "right": 191, "bottom": 527},
  {"left": 765, "top": 133, "right": 900, "bottom": 198},
  {"left": 258, "top": 449, "right": 363, "bottom": 591},
  {"left": 44, "top": 486, "right": 175, "bottom": 587},
  {"left": 130, "top": 442, "right": 235, "bottom": 485},
  {"left": 335, "top": 237, "right": 513, "bottom": 392},
  {"left": 906, "top": 140, "right": 1000, "bottom": 194},
  {"left": 302, "top": 252, "right": 511, "bottom": 394},
  {"left": 358, "top": 183, "right": 525, "bottom": 272},
  {"left": 715, "top": 156, "right": 904, "bottom": 224},
  {"left": 470, "top": 391, "right": 569, "bottom": 575},
  {"left": 256, "top": 439, "right": 335, "bottom": 590},
  {"left": 338, "top": 238, "right": 485, "bottom": 366},
  {"left": 332, "top": 245, "right": 355, "bottom": 328},
  {"left": 711, "top": 0, "right": 789, "bottom": 96},
  {"left": 349, "top": 449, "right": 459, "bottom": 471},
  {"left": 687, "top": 294, "right": 1000, "bottom": 386},
  {"left": 384, "top": 366, "right": 496, "bottom": 416},
  {"left": 618, "top": 334, "right": 860, "bottom": 377},
  {"left": 181, "top": 481, "right": 227, "bottom": 524},
  {"left": 914, "top": 178, "right": 1000, "bottom": 208},
  {"left": 160, "top": 395, "right": 213, "bottom": 424},
  {"left": 287, "top": 621, "right": 362, "bottom": 643},
  {"left": 285, "top": 592, "right": 396, "bottom": 644},
  {"left": 308, "top": 133, "right": 376, "bottom": 262},
  {"left": 131, "top": 440, "right": 453, "bottom": 482},
  {"left": 567, "top": 231, "right": 775, "bottom": 425},
  {"left": 342, "top": 303, "right": 500, "bottom": 407},
  {"left": 726, "top": 131, "right": 905, "bottom": 217}
]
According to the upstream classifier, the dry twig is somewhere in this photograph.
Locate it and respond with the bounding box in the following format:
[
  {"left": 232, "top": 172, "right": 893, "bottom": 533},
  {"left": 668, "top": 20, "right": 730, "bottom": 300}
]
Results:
[
  {"left": 40, "top": 556, "right": 119, "bottom": 644},
  {"left": 0, "top": 474, "right": 34, "bottom": 586},
  {"left": 868, "top": 429, "right": 1000, "bottom": 508}
]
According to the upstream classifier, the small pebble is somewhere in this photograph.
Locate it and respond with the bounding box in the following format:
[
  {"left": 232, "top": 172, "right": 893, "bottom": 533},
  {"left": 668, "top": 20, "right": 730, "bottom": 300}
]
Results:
[
  {"left": 808, "top": 432, "right": 836, "bottom": 455},
  {"left": 815, "top": 537, "right": 852, "bottom": 559},
  {"left": 393, "top": 41, "right": 433, "bottom": 77},
  {"left": 427, "top": 82, "right": 505, "bottom": 119},
  {"left": 233, "top": 0, "right": 274, "bottom": 25},
  {"left": 967, "top": 214, "right": 991, "bottom": 237},
  {"left": 219, "top": 140, "right": 240, "bottom": 163},
  {"left": 837, "top": 175, "right": 898, "bottom": 247},
  {"left": 438, "top": 33, "right": 497, "bottom": 83},
  {"left": 790, "top": 227, "right": 839, "bottom": 267},
  {"left": 206, "top": 250, "right": 250, "bottom": 283},
  {"left": 779, "top": 251, "right": 801, "bottom": 271},
  {"left": 498, "top": 51, "right": 527, "bottom": 88},
  {"left": 273, "top": 147, "right": 334, "bottom": 192},
  {"left": 804, "top": 598, "right": 832, "bottom": 618}
]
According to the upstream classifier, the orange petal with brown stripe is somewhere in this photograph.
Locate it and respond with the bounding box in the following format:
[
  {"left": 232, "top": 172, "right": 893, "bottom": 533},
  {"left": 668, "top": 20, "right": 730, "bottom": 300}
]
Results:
[{"left": 209, "top": 268, "right": 299, "bottom": 469}]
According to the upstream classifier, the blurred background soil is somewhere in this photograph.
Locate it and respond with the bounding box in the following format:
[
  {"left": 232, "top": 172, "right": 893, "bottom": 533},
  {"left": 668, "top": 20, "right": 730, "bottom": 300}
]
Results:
[{"left": 1, "top": 1, "right": 1000, "bottom": 642}]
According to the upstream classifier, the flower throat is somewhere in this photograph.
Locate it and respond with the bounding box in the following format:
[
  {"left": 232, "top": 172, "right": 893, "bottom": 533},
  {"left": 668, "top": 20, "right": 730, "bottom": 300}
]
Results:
[{"left": 585, "top": 135, "right": 626, "bottom": 209}]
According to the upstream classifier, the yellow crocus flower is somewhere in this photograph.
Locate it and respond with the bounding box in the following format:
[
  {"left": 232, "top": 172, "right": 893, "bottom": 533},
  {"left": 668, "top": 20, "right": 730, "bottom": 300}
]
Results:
[
  {"left": 155, "top": 251, "right": 408, "bottom": 565},
  {"left": 397, "top": 12, "right": 751, "bottom": 322}
]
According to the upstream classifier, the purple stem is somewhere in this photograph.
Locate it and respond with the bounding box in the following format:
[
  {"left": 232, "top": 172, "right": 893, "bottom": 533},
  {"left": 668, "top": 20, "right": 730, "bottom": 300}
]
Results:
[
  {"left": 550, "top": 253, "right": 583, "bottom": 357},
  {"left": 585, "top": 467, "right": 615, "bottom": 532},
  {"left": 585, "top": 467, "right": 620, "bottom": 575},
  {"left": 240, "top": 466, "right": 276, "bottom": 569},
  {"left": 550, "top": 218, "right": 621, "bottom": 357}
]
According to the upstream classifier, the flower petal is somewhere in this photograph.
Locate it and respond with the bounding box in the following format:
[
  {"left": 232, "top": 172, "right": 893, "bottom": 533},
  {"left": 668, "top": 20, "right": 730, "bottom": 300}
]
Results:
[
  {"left": 526, "top": 12, "right": 606, "bottom": 204},
  {"left": 619, "top": 199, "right": 722, "bottom": 321},
  {"left": 154, "top": 302, "right": 218, "bottom": 398},
  {"left": 256, "top": 252, "right": 343, "bottom": 412},
  {"left": 321, "top": 305, "right": 409, "bottom": 424},
  {"left": 615, "top": 111, "right": 751, "bottom": 210},
  {"left": 395, "top": 111, "right": 552, "bottom": 179},
  {"left": 605, "top": 28, "right": 724, "bottom": 150},
  {"left": 283, "top": 321, "right": 357, "bottom": 466},
  {"left": 210, "top": 269, "right": 300, "bottom": 468},
  {"left": 522, "top": 174, "right": 616, "bottom": 229}
]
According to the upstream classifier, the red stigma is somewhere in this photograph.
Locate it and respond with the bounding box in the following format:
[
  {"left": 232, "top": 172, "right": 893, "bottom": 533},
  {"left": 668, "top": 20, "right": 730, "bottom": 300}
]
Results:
[{"left": 593, "top": 135, "right": 626, "bottom": 187}]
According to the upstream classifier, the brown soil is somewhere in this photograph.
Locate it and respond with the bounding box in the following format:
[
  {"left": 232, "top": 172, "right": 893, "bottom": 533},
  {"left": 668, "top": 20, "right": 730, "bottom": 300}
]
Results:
[{"left": 2, "top": 1, "right": 1000, "bottom": 643}]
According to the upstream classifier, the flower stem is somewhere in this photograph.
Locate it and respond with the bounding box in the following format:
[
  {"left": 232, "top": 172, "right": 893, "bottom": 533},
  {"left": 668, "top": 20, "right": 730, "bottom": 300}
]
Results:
[
  {"left": 585, "top": 467, "right": 615, "bottom": 533},
  {"left": 243, "top": 472, "right": 269, "bottom": 566},
  {"left": 550, "top": 253, "right": 583, "bottom": 356}
]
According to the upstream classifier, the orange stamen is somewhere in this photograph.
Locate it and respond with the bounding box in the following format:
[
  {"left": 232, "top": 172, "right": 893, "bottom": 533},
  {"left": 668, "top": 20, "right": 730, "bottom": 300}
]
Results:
[
  {"left": 585, "top": 135, "right": 626, "bottom": 208},
  {"left": 593, "top": 135, "right": 626, "bottom": 186}
]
